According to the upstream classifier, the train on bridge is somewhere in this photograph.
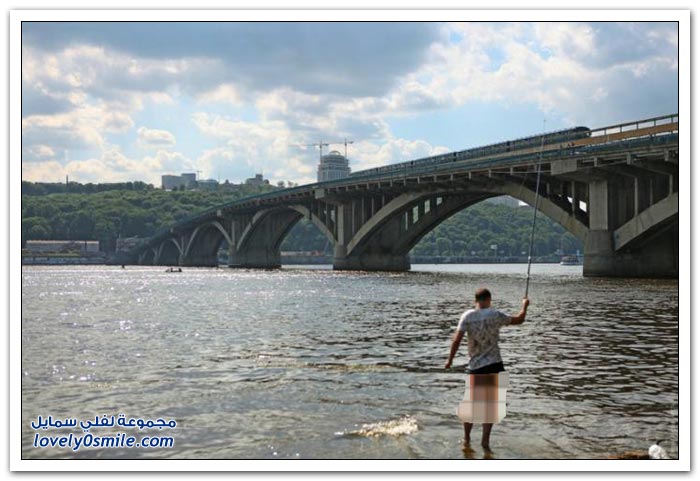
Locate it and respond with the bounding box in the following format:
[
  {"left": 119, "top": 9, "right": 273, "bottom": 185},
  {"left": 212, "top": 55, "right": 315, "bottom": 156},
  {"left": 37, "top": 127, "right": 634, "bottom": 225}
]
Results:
[
  {"left": 350, "top": 114, "right": 677, "bottom": 179},
  {"left": 350, "top": 126, "right": 592, "bottom": 178}
]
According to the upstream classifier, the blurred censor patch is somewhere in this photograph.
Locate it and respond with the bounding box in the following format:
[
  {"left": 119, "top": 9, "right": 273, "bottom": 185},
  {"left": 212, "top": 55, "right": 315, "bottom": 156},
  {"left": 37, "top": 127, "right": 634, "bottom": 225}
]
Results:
[{"left": 457, "top": 372, "right": 508, "bottom": 424}]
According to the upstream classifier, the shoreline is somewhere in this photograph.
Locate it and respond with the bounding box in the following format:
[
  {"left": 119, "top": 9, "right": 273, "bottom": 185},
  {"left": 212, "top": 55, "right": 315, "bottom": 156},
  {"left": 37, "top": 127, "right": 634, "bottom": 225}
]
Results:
[{"left": 23, "top": 258, "right": 576, "bottom": 266}]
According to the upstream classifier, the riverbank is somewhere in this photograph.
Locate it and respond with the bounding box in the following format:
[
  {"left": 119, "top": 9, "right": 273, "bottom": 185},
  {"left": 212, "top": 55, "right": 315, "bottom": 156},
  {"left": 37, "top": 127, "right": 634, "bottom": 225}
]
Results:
[
  {"left": 68, "top": 254, "right": 577, "bottom": 266},
  {"left": 280, "top": 255, "right": 574, "bottom": 265},
  {"left": 22, "top": 255, "right": 106, "bottom": 265}
]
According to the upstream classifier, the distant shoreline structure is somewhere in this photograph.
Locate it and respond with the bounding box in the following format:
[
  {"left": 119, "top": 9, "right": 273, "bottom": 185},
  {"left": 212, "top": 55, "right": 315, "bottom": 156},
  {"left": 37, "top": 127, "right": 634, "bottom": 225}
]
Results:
[{"left": 25, "top": 255, "right": 574, "bottom": 266}]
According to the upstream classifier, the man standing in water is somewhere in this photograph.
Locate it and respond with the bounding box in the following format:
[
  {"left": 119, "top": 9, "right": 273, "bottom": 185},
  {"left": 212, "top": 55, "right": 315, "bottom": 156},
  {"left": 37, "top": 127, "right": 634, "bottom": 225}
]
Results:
[{"left": 444, "top": 288, "right": 529, "bottom": 450}]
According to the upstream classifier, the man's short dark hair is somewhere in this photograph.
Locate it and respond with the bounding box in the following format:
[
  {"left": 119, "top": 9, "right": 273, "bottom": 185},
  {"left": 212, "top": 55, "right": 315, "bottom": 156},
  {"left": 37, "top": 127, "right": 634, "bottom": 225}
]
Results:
[{"left": 475, "top": 288, "right": 492, "bottom": 302}]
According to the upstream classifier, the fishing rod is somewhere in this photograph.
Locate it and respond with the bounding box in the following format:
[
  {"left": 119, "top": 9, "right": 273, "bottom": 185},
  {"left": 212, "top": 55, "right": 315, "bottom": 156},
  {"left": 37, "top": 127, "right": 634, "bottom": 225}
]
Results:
[{"left": 524, "top": 120, "right": 546, "bottom": 299}]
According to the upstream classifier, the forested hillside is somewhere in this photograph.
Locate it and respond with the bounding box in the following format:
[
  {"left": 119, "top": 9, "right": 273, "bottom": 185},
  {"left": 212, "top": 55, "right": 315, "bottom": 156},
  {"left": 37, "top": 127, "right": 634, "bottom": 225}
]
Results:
[
  {"left": 22, "top": 182, "right": 582, "bottom": 256},
  {"left": 21, "top": 181, "right": 278, "bottom": 253}
]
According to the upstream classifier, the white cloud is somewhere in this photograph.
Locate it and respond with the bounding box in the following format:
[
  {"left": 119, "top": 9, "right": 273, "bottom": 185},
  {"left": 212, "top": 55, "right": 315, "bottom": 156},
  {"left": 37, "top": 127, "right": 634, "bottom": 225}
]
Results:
[
  {"left": 148, "top": 92, "right": 175, "bottom": 105},
  {"left": 21, "top": 145, "right": 194, "bottom": 186},
  {"left": 191, "top": 112, "right": 306, "bottom": 183},
  {"left": 137, "top": 127, "right": 176, "bottom": 149},
  {"left": 351, "top": 138, "right": 450, "bottom": 172},
  {"left": 22, "top": 144, "right": 56, "bottom": 162},
  {"left": 23, "top": 22, "right": 440, "bottom": 98},
  {"left": 22, "top": 102, "right": 135, "bottom": 156},
  {"left": 533, "top": 23, "right": 596, "bottom": 60},
  {"left": 22, "top": 44, "right": 216, "bottom": 101},
  {"left": 22, "top": 160, "right": 67, "bottom": 183},
  {"left": 20, "top": 22, "right": 678, "bottom": 186},
  {"left": 103, "top": 111, "right": 135, "bottom": 132},
  {"left": 197, "top": 83, "right": 242, "bottom": 106},
  {"left": 143, "top": 150, "right": 194, "bottom": 176},
  {"left": 372, "top": 22, "right": 678, "bottom": 125}
]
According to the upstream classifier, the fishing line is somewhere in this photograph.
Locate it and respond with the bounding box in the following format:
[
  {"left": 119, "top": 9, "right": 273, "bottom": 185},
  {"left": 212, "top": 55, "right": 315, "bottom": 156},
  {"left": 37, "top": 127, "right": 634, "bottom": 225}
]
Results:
[{"left": 524, "top": 120, "right": 546, "bottom": 298}]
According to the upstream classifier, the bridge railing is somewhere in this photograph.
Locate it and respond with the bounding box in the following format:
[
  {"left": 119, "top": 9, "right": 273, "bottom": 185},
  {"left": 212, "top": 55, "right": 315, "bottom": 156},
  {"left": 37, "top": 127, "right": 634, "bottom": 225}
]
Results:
[
  {"left": 320, "top": 132, "right": 679, "bottom": 185},
  {"left": 588, "top": 113, "right": 678, "bottom": 138},
  {"left": 573, "top": 131, "right": 678, "bottom": 155}
]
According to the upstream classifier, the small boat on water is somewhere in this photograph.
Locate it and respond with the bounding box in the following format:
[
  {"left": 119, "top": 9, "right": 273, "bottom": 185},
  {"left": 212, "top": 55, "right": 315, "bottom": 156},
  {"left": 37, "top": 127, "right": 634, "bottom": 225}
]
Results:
[{"left": 560, "top": 255, "right": 582, "bottom": 266}]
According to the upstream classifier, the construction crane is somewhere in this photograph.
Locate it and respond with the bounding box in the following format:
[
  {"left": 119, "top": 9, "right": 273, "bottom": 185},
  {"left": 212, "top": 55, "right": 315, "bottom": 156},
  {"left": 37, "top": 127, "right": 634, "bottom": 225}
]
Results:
[
  {"left": 333, "top": 138, "right": 354, "bottom": 159},
  {"left": 290, "top": 140, "right": 330, "bottom": 162},
  {"left": 291, "top": 138, "right": 355, "bottom": 161}
]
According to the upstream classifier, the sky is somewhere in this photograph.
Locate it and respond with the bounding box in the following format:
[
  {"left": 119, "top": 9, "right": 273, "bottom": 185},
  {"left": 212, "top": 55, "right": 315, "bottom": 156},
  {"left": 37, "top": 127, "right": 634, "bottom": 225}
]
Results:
[{"left": 20, "top": 21, "right": 679, "bottom": 186}]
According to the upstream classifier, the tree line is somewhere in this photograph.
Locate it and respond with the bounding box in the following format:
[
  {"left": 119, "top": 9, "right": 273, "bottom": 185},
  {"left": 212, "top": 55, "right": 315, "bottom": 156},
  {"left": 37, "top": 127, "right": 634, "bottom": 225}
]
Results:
[
  {"left": 22, "top": 181, "right": 582, "bottom": 257},
  {"left": 21, "top": 180, "right": 154, "bottom": 196},
  {"left": 22, "top": 181, "right": 279, "bottom": 253}
]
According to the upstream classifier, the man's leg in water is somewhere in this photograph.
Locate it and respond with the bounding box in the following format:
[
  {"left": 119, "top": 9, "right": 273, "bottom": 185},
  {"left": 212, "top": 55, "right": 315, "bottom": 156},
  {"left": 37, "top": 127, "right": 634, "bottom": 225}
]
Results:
[
  {"left": 482, "top": 423, "right": 493, "bottom": 449},
  {"left": 463, "top": 423, "right": 473, "bottom": 443}
]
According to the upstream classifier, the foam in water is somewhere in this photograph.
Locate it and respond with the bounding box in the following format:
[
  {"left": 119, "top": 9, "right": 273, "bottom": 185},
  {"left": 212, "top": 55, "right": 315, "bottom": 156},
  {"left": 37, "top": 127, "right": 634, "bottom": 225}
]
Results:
[{"left": 337, "top": 415, "right": 419, "bottom": 438}]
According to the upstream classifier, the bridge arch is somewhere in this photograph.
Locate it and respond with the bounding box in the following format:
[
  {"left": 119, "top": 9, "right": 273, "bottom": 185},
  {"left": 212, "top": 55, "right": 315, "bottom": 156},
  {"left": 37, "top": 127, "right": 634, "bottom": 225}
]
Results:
[
  {"left": 287, "top": 205, "right": 337, "bottom": 246},
  {"left": 181, "top": 219, "right": 232, "bottom": 267},
  {"left": 392, "top": 193, "right": 496, "bottom": 255},
  {"left": 155, "top": 237, "right": 183, "bottom": 266},
  {"left": 232, "top": 207, "right": 303, "bottom": 268},
  {"left": 337, "top": 177, "right": 589, "bottom": 271},
  {"left": 495, "top": 179, "right": 588, "bottom": 241},
  {"left": 236, "top": 206, "right": 335, "bottom": 250},
  {"left": 227, "top": 205, "right": 337, "bottom": 268}
]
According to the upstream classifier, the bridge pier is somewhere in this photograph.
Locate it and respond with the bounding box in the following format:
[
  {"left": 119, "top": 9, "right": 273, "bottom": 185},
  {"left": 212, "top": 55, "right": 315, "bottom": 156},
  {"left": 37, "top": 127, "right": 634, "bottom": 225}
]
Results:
[
  {"left": 227, "top": 208, "right": 301, "bottom": 269},
  {"left": 583, "top": 226, "right": 678, "bottom": 278},
  {"left": 179, "top": 252, "right": 218, "bottom": 267},
  {"left": 582, "top": 178, "right": 678, "bottom": 278},
  {"left": 228, "top": 243, "right": 282, "bottom": 269},
  {"left": 331, "top": 201, "right": 411, "bottom": 271}
]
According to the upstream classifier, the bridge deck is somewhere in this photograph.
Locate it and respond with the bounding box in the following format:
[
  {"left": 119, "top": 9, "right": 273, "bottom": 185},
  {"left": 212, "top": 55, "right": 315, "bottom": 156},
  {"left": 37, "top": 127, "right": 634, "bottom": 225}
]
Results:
[{"left": 132, "top": 113, "right": 679, "bottom": 254}]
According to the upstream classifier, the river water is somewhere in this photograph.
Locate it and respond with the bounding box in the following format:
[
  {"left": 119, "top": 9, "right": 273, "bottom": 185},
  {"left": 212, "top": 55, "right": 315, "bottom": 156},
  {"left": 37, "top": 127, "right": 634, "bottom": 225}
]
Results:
[{"left": 21, "top": 264, "right": 678, "bottom": 460}]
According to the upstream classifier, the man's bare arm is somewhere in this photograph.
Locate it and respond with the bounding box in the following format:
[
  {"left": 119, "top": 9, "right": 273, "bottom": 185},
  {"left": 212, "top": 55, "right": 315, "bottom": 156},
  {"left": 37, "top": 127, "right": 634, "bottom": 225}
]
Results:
[
  {"left": 510, "top": 297, "right": 530, "bottom": 325},
  {"left": 445, "top": 330, "right": 465, "bottom": 369}
]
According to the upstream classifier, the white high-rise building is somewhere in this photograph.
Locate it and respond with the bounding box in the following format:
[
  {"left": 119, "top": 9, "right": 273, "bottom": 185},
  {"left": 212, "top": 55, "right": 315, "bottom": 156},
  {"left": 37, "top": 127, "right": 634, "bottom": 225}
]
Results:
[{"left": 317, "top": 150, "right": 351, "bottom": 182}]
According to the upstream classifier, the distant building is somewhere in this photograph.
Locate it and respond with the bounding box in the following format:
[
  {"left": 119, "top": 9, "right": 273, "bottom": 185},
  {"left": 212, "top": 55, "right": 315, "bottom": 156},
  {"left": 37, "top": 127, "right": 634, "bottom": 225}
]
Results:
[
  {"left": 220, "top": 180, "right": 242, "bottom": 191},
  {"left": 245, "top": 173, "right": 269, "bottom": 186},
  {"left": 197, "top": 179, "right": 219, "bottom": 191},
  {"left": 181, "top": 173, "right": 197, "bottom": 189},
  {"left": 25, "top": 240, "right": 100, "bottom": 254},
  {"left": 164, "top": 172, "right": 273, "bottom": 190},
  {"left": 162, "top": 174, "right": 185, "bottom": 190},
  {"left": 318, "top": 150, "right": 351, "bottom": 182},
  {"left": 162, "top": 172, "right": 199, "bottom": 190}
]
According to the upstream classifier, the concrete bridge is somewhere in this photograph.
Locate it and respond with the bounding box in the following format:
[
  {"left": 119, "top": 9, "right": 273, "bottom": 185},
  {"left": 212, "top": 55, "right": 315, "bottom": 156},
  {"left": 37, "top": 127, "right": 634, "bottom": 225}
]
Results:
[{"left": 127, "top": 114, "right": 679, "bottom": 278}]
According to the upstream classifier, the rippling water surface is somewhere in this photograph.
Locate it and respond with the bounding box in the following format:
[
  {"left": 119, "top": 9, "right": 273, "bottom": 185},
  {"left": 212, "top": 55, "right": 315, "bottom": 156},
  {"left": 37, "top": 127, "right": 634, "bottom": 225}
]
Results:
[{"left": 21, "top": 264, "right": 678, "bottom": 459}]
